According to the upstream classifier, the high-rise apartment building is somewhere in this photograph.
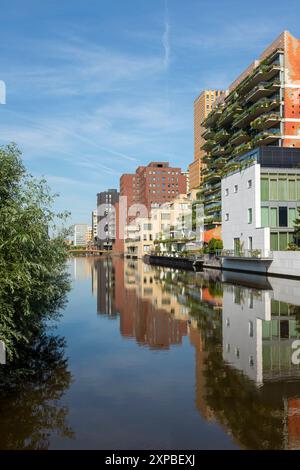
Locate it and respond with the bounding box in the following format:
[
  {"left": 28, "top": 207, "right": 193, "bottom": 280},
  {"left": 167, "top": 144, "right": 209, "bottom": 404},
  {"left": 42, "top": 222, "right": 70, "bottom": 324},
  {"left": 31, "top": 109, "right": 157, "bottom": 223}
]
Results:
[
  {"left": 96, "top": 189, "right": 119, "bottom": 250},
  {"left": 189, "top": 90, "right": 225, "bottom": 190},
  {"left": 120, "top": 162, "right": 187, "bottom": 222},
  {"left": 200, "top": 31, "right": 300, "bottom": 234}
]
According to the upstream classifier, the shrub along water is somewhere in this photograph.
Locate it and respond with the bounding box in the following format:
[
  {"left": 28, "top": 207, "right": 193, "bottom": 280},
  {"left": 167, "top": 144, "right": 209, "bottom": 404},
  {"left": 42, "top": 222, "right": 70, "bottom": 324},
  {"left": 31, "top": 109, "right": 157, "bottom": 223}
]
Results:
[{"left": 0, "top": 144, "right": 71, "bottom": 359}]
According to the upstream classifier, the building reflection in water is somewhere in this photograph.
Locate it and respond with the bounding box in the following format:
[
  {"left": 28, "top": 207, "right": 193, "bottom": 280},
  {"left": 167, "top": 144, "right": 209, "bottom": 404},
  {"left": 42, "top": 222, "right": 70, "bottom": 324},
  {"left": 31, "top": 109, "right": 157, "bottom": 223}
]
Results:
[{"left": 87, "top": 256, "right": 300, "bottom": 449}]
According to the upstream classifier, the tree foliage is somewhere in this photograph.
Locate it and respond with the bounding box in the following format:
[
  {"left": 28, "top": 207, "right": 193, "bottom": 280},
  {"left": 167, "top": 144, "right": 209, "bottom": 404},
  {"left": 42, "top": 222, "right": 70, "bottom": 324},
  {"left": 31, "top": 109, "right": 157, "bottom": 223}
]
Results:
[{"left": 0, "top": 144, "right": 71, "bottom": 358}]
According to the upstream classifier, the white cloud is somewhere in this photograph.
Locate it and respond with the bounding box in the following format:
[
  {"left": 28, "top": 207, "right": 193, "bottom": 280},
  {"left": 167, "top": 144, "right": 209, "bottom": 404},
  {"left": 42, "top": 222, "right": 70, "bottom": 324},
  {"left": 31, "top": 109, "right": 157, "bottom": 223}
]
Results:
[{"left": 162, "top": 0, "right": 171, "bottom": 70}]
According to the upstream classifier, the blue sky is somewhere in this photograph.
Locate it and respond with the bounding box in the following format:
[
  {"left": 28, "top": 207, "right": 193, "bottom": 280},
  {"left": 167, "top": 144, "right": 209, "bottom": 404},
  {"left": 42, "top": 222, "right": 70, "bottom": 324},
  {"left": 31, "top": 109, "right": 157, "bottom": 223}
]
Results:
[{"left": 1, "top": 0, "right": 300, "bottom": 224}]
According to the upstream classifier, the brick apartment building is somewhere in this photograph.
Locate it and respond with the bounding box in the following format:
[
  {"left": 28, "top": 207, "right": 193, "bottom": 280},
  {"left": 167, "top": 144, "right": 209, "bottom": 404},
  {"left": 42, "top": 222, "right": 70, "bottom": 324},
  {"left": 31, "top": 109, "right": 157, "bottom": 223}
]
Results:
[{"left": 120, "top": 162, "right": 187, "bottom": 220}]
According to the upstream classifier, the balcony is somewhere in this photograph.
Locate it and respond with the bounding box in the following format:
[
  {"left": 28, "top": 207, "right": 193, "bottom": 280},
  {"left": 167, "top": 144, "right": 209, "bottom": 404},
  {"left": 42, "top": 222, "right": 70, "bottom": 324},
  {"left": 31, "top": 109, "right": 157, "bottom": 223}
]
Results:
[
  {"left": 244, "top": 80, "right": 281, "bottom": 103},
  {"left": 203, "top": 171, "right": 222, "bottom": 183},
  {"left": 218, "top": 103, "right": 243, "bottom": 127},
  {"left": 250, "top": 112, "right": 281, "bottom": 130},
  {"left": 231, "top": 142, "right": 253, "bottom": 158},
  {"left": 202, "top": 139, "right": 216, "bottom": 151},
  {"left": 214, "top": 129, "right": 230, "bottom": 144},
  {"left": 203, "top": 107, "right": 223, "bottom": 127},
  {"left": 211, "top": 144, "right": 226, "bottom": 157},
  {"left": 204, "top": 215, "right": 221, "bottom": 226},
  {"left": 202, "top": 154, "right": 212, "bottom": 164},
  {"left": 214, "top": 156, "right": 227, "bottom": 168},
  {"left": 202, "top": 128, "right": 215, "bottom": 140},
  {"left": 252, "top": 128, "right": 281, "bottom": 145},
  {"left": 219, "top": 249, "right": 273, "bottom": 260},
  {"left": 232, "top": 98, "right": 281, "bottom": 128},
  {"left": 204, "top": 202, "right": 221, "bottom": 214},
  {"left": 203, "top": 183, "right": 221, "bottom": 196},
  {"left": 204, "top": 192, "right": 221, "bottom": 204},
  {"left": 238, "top": 63, "right": 281, "bottom": 96},
  {"left": 230, "top": 129, "right": 250, "bottom": 146}
]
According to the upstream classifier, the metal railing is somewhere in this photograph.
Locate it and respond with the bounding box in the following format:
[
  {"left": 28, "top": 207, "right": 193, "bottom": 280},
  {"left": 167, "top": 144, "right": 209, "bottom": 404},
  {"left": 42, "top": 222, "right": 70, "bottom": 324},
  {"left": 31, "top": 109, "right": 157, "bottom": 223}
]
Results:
[{"left": 218, "top": 249, "right": 273, "bottom": 259}]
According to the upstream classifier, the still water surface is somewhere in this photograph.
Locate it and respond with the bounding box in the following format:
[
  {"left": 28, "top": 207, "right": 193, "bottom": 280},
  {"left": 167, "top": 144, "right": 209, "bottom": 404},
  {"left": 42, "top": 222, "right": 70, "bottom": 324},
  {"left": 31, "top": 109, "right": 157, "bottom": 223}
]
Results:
[{"left": 1, "top": 256, "right": 300, "bottom": 449}]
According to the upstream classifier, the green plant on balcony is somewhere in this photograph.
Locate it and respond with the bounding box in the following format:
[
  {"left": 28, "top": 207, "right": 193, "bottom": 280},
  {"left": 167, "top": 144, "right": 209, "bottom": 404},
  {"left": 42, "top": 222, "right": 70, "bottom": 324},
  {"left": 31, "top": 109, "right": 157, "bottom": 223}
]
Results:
[
  {"left": 230, "top": 129, "right": 250, "bottom": 145},
  {"left": 252, "top": 129, "right": 281, "bottom": 145},
  {"left": 250, "top": 113, "right": 281, "bottom": 130},
  {"left": 231, "top": 141, "right": 253, "bottom": 158},
  {"left": 215, "top": 129, "right": 230, "bottom": 143},
  {"left": 218, "top": 103, "right": 243, "bottom": 126},
  {"left": 202, "top": 139, "right": 216, "bottom": 151}
]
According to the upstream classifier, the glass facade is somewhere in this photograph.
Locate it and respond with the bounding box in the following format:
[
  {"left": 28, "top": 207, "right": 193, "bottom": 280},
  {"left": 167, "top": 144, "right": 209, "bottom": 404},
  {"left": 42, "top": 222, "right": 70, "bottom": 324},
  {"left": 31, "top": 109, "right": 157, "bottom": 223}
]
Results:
[
  {"left": 261, "top": 174, "right": 300, "bottom": 201},
  {"left": 261, "top": 174, "right": 300, "bottom": 250}
]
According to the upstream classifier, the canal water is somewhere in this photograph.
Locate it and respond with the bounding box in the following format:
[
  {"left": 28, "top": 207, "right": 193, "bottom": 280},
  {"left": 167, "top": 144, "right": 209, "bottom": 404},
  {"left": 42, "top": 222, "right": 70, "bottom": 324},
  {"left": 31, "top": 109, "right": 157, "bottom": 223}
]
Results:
[{"left": 1, "top": 256, "right": 300, "bottom": 449}]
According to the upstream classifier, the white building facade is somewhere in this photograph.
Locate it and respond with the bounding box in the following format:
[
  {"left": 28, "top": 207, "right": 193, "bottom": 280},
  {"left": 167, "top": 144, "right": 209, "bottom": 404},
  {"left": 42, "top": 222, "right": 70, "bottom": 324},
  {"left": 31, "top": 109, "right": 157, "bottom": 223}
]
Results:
[{"left": 222, "top": 161, "right": 300, "bottom": 256}]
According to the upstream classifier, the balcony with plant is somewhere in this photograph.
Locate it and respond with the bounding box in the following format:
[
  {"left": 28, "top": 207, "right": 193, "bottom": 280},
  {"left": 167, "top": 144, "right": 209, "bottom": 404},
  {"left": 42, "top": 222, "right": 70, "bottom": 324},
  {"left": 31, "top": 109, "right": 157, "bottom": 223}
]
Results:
[
  {"left": 237, "top": 62, "right": 281, "bottom": 97},
  {"left": 252, "top": 128, "right": 281, "bottom": 145},
  {"left": 203, "top": 106, "right": 223, "bottom": 128},
  {"left": 250, "top": 112, "right": 281, "bottom": 130},
  {"left": 203, "top": 171, "right": 221, "bottom": 184},
  {"left": 244, "top": 79, "right": 281, "bottom": 103},
  {"left": 230, "top": 129, "right": 250, "bottom": 146},
  {"left": 218, "top": 103, "right": 243, "bottom": 127},
  {"left": 211, "top": 144, "right": 226, "bottom": 157},
  {"left": 202, "top": 139, "right": 216, "bottom": 151},
  {"left": 214, "top": 129, "right": 230, "bottom": 144},
  {"left": 202, "top": 128, "right": 215, "bottom": 140},
  {"left": 233, "top": 97, "right": 280, "bottom": 128}
]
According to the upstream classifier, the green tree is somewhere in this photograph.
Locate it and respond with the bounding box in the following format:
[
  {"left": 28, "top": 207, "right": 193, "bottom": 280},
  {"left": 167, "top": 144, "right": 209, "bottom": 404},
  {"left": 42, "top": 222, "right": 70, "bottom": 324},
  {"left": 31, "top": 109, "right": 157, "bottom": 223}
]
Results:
[
  {"left": 0, "top": 144, "right": 71, "bottom": 358},
  {"left": 293, "top": 207, "right": 300, "bottom": 247},
  {"left": 207, "top": 238, "right": 223, "bottom": 254}
]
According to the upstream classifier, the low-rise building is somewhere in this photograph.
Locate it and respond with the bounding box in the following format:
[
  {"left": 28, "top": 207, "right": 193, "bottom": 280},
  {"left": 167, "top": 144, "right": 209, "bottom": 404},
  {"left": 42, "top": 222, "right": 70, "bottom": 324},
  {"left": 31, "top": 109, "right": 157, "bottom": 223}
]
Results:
[
  {"left": 221, "top": 146, "right": 300, "bottom": 256},
  {"left": 124, "top": 217, "right": 153, "bottom": 258},
  {"left": 124, "top": 194, "right": 196, "bottom": 257}
]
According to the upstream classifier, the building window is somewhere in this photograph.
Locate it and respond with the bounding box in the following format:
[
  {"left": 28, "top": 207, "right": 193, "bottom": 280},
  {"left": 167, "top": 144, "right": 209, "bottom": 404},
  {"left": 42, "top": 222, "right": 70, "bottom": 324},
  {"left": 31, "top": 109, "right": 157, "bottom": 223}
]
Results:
[
  {"left": 270, "top": 207, "right": 278, "bottom": 227},
  {"left": 279, "top": 206, "right": 288, "bottom": 227},
  {"left": 225, "top": 188, "right": 229, "bottom": 196},
  {"left": 248, "top": 179, "right": 252, "bottom": 189},
  {"left": 261, "top": 178, "right": 269, "bottom": 201},
  {"left": 248, "top": 320, "right": 254, "bottom": 337},
  {"left": 288, "top": 207, "right": 296, "bottom": 227},
  {"left": 225, "top": 213, "right": 229, "bottom": 221},
  {"left": 261, "top": 207, "right": 269, "bottom": 227},
  {"left": 234, "top": 185, "right": 238, "bottom": 193},
  {"left": 248, "top": 236, "right": 253, "bottom": 251},
  {"left": 248, "top": 208, "right": 253, "bottom": 224}
]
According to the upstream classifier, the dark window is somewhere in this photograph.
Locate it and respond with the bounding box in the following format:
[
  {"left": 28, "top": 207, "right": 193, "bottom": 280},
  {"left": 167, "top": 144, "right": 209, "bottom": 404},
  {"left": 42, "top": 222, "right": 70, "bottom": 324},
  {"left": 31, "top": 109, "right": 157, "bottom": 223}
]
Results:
[
  {"left": 280, "top": 320, "right": 289, "bottom": 339},
  {"left": 278, "top": 206, "right": 288, "bottom": 227}
]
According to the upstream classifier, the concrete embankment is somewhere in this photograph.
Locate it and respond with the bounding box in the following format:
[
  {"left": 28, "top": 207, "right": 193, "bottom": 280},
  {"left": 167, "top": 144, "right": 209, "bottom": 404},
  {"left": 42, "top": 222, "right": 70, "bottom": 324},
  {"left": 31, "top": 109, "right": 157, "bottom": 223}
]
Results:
[{"left": 145, "top": 252, "right": 300, "bottom": 279}]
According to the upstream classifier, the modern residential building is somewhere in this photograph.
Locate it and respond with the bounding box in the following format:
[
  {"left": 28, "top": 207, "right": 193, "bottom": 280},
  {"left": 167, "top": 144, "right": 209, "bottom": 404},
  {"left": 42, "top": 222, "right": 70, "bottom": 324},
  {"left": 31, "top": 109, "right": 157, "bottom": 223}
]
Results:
[
  {"left": 120, "top": 162, "right": 187, "bottom": 222},
  {"left": 221, "top": 146, "right": 300, "bottom": 255},
  {"left": 96, "top": 189, "right": 119, "bottom": 250},
  {"left": 124, "top": 194, "right": 193, "bottom": 257},
  {"left": 182, "top": 169, "right": 190, "bottom": 193},
  {"left": 73, "top": 224, "right": 89, "bottom": 246},
  {"left": 189, "top": 90, "right": 225, "bottom": 191},
  {"left": 200, "top": 31, "right": 300, "bottom": 237}
]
